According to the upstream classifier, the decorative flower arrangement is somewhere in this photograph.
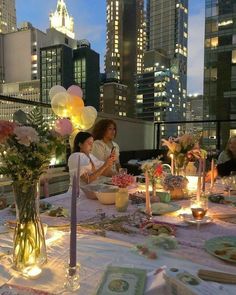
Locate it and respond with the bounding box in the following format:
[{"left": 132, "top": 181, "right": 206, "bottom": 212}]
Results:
[
  {"left": 141, "top": 158, "right": 164, "bottom": 183},
  {"left": 162, "top": 133, "right": 206, "bottom": 172},
  {"left": 163, "top": 175, "right": 188, "bottom": 191},
  {"left": 0, "top": 107, "right": 73, "bottom": 271},
  {"left": 112, "top": 173, "right": 135, "bottom": 188},
  {"left": 0, "top": 108, "right": 72, "bottom": 181}
]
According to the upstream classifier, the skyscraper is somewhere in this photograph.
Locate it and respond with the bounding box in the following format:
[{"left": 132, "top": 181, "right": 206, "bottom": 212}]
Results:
[
  {"left": 0, "top": 0, "right": 16, "bottom": 34},
  {"left": 50, "top": 0, "right": 75, "bottom": 39},
  {"left": 105, "top": 0, "right": 145, "bottom": 117},
  {"left": 147, "top": 0, "right": 188, "bottom": 101},
  {"left": 74, "top": 41, "right": 100, "bottom": 110},
  {"left": 204, "top": 0, "right": 236, "bottom": 146}
]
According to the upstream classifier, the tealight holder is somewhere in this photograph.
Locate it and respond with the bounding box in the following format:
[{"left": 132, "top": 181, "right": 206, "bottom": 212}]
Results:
[{"left": 64, "top": 264, "right": 80, "bottom": 292}]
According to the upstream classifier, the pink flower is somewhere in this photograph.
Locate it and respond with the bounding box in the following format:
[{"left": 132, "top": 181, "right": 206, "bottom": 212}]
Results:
[
  {"left": 112, "top": 173, "right": 135, "bottom": 188},
  {"left": 54, "top": 118, "right": 73, "bottom": 136},
  {"left": 154, "top": 164, "right": 163, "bottom": 177},
  {"left": 0, "top": 120, "right": 16, "bottom": 143},
  {"left": 14, "top": 126, "right": 39, "bottom": 146}
]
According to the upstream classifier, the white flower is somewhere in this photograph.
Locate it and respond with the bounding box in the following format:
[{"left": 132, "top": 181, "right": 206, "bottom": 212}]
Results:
[{"left": 14, "top": 126, "right": 39, "bottom": 146}]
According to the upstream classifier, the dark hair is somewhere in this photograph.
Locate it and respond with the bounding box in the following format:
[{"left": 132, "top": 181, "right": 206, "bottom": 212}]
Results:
[
  {"left": 92, "top": 119, "right": 117, "bottom": 140},
  {"left": 73, "top": 132, "right": 92, "bottom": 153}
]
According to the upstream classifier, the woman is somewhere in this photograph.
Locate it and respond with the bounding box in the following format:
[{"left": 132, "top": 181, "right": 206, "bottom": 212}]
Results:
[
  {"left": 68, "top": 132, "right": 116, "bottom": 187},
  {"left": 92, "top": 119, "right": 120, "bottom": 172},
  {"left": 217, "top": 135, "right": 236, "bottom": 177}
]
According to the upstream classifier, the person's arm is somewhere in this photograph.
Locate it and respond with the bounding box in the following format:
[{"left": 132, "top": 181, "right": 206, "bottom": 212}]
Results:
[{"left": 81, "top": 155, "right": 115, "bottom": 184}]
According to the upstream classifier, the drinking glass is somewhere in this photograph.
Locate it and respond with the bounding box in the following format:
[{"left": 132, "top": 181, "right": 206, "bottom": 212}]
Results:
[
  {"left": 230, "top": 171, "right": 236, "bottom": 191},
  {"left": 190, "top": 197, "right": 208, "bottom": 232},
  {"left": 222, "top": 176, "right": 233, "bottom": 197}
]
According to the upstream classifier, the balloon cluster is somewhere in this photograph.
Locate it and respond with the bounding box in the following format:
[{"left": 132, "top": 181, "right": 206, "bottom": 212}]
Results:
[{"left": 49, "top": 85, "right": 97, "bottom": 131}]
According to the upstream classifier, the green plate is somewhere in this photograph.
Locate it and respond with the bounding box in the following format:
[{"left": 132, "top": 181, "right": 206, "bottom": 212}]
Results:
[
  {"left": 204, "top": 236, "right": 236, "bottom": 263},
  {"left": 140, "top": 202, "right": 181, "bottom": 215}
]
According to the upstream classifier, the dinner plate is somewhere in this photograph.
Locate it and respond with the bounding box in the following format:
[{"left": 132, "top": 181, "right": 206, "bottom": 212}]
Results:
[
  {"left": 140, "top": 202, "right": 181, "bottom": 215},
  {"left": 204, "top": 236, "right": 236, "bottom": 263},
  {"left": 179, "top": 214, "right": 213, "bottom": 225}
]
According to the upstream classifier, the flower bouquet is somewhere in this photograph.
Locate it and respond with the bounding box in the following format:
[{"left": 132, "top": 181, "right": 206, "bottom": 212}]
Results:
[
  {"left": 162, "top": 133, "right": 206, "bottom": 175},
  {"left": 163, "top": 175, "right": 188, "bottom": 200},
  {"left": 112, "top": 173, "right": 135, "bottom": 212},
  {"left": 141, "top": 158, "right": 165, "bottom": 198},
  {"left": 0, "top": 108, "right": 72, "bottom": 271}
]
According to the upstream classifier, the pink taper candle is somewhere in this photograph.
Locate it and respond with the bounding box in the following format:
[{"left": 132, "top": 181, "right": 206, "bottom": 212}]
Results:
[
  {"left": 210, "top": 158, "right": 214, "bottom": 189},
  {"left": 170, "top": 154, "right": 174, "bottom": 175},
  {"left": 197, "top": 159, "right": 202, "bottom": 202},
  {"left": 145, "top": 172, "right": 152, "bottom": 216},
  {"left": 202, "top": 156, "right": 206, "bottom": 193}
]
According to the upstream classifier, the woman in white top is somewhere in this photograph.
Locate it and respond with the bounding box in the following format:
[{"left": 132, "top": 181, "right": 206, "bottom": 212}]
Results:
[
  {"left": 68, "top": 132, "right": 116, "bottom": 188},
  {"left": 91, "top": 119, "right": 120, "bottom": 173}
]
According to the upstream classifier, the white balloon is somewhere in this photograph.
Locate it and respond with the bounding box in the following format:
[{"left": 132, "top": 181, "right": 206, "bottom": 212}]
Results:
[{"left": 49, "top": 85, "right": 66, "bottom": 100}]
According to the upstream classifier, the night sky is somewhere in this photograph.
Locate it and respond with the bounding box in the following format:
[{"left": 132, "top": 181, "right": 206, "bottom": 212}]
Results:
[{"left": 16, "top": 0, "right": 205, "bottom": 94}]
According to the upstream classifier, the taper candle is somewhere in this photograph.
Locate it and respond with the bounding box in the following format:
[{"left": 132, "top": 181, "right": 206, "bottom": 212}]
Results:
[
  {"left": 210, "top": 158, "right": 214, "bottom": 189},
  {"left": 170, "top": 154, "right": 174, "bottom": 175},
  {"left": 145, "top": 172, "right": 152, "bottom": 216},
  {"left": 202, "top": 156, "right": 206, "bottom": 193},
  {"left": 196, "top": 159, "right": 202, "bottom": 202},
  {"left": 69, "top": 173, "right": 77, "bottom": 268}
]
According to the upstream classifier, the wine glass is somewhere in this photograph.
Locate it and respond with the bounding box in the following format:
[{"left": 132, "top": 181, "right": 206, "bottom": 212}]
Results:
[
  {"left": 230, "top": 171, "right": 236, "bottom": 191},
  {"left": 190, "top": 197, "right": 208, "bottom": 232},
  {"left": 221, "top": 176, "right": 233, "bottom": 197}
]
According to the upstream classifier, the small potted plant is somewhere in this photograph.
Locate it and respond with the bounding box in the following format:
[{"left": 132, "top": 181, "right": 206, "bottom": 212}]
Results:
[{"left": 163, "top": 175, "right": 188, "bottom": 200}]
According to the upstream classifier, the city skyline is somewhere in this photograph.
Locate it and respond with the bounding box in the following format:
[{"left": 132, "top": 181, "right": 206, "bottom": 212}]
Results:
[{"left": 16, "top": 0, "right": 205, "bottom": 94}]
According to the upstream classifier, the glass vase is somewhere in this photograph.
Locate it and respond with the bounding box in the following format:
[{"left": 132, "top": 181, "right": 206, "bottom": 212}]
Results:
[
  {"left": 115, "top": 188, "right": 129, "bottom": 212},
  {"left": 12, "top": 180, "right": 47, "bottom": 271}
]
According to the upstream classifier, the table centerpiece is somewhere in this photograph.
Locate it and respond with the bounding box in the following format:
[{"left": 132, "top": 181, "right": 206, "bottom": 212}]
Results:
[{"left": 0, "top": 108, "right": 72, "bottom": 271}]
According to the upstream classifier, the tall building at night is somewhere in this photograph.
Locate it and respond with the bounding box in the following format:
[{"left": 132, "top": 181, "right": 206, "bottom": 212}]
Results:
[
  {"left": 73, "top": 41, "right": 100, "bottom": 110},
  {"left": 0, "top": 0, "right": 16, "bottom": 34},
  {"left": 146, "top": 0, "right": 188, "bottom": 104},
  {"left": 204, "top": 0, "right": 236, "bottom": 146},
  {"left": 105, "top": 0, "right": 145, "bottom": 117},
  {"left": 50, "top": 0, "right": 75, "bottom": 39}
]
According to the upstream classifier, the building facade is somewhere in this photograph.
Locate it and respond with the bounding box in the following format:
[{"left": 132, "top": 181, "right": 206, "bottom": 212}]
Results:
[
  {"left": 204, "top": 0, "right": 236, "bottom": 146},
  {"left": 100, "top": 80, "right": 128, "bottom": 117},
  {"left": 2, "top": 22, "right": 47, "bottom": 84},
  {"left": 136, "top": 50, "right": 183, "bottom": 137},
  {"left": 0, "top": 0, "right": 16, "bottom": 34},
  {"left": 73, "top": 41, "right": 100, "bottom": 110},
  {"left": 146, "top": 0, "right": 188, "bottom": 106},
  {"left": 105, "top": 0, "right": 145, "bottom": 117},
  {"left": 49, "top": 0, "right": 75, "bottom": 39},
  {"left": 40, "top": 44, "right": 73, "bottom": 103}
]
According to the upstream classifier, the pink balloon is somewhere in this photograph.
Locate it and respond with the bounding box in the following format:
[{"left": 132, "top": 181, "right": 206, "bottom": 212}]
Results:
[{"left": 67, "top": 85, "right": 83, "bottom": 98}]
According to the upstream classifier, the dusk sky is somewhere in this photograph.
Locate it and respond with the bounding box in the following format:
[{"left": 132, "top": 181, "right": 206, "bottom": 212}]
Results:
[{"left": 16, "top": 0, "right": 205, "bottom": 94}]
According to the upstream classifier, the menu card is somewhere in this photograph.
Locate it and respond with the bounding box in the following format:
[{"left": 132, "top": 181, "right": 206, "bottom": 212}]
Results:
[{"left": 96, "top": 266, "right": 146, "bottom": 295}]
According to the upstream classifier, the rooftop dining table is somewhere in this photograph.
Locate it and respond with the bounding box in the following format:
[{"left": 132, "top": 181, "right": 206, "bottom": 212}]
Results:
[{"left": 0, "top": 180, "right": 236, "bottom": 294}]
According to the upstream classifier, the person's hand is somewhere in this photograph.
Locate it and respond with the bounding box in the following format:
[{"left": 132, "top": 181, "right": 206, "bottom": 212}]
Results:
[{"left": 104, "top": 155, "right": 115, "bottom": 168}]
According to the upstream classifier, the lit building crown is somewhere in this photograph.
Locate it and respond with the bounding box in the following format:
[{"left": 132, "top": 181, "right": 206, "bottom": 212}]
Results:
[{"left": 49, "top": 0, "right": 75, "bottom": 39}]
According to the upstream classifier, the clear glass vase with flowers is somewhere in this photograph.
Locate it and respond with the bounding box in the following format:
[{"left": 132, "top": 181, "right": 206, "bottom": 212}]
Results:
[
  {"left": 141, "top": 158, "right": 164, "bottom": 199},
  {"left": 112, "top": 173, "right": 135, "bottom": 212},
  {"left": 162, "top": 133, "right": 206, "bottom": 176},
  {"left": 0, "top": 108, "right": 73, "bottom": 271}
]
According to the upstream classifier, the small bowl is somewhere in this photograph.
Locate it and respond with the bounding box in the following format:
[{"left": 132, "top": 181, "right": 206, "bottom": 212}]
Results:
[{"left": 96, "top": 186, "right": 119, "bottom": 205}]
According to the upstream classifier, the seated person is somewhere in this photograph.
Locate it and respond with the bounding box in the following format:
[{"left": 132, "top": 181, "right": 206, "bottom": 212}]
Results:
[
  {"left": 217, "top": 135, "right": 236, "bottom": 177},
  {"left": 92, "top": 119, "right": 120, "bottom": 173},
  {"left": 68, "top": 132, "right": 116, "bottom": 188}
]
